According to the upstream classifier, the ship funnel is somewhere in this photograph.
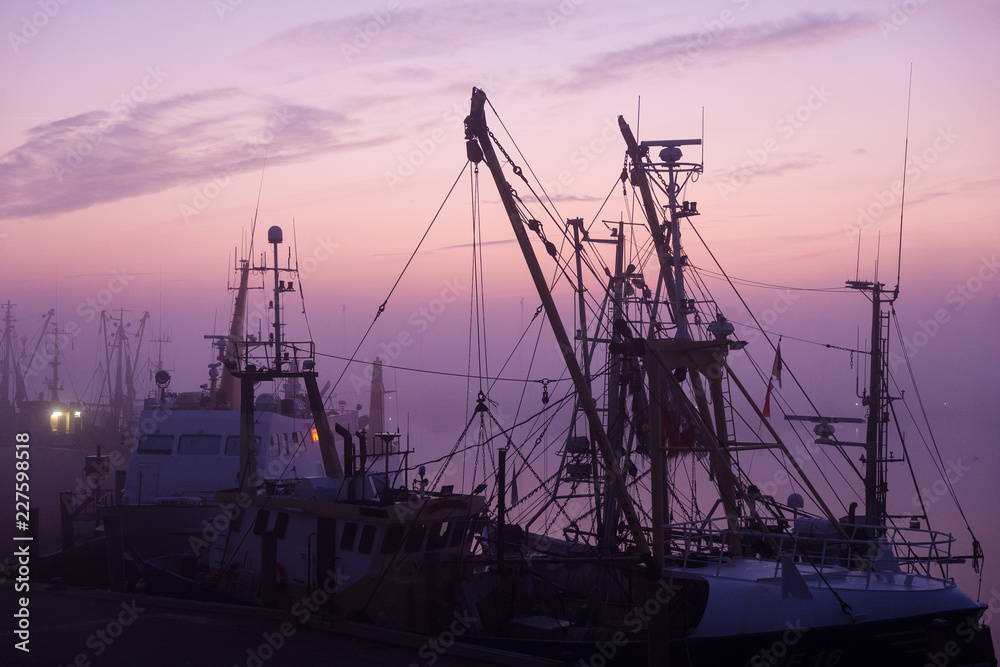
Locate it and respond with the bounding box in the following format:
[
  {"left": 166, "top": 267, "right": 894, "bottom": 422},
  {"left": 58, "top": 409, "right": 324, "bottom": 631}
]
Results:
[{"left": 268, "top": 226, "right": 283, "bottom": 244}]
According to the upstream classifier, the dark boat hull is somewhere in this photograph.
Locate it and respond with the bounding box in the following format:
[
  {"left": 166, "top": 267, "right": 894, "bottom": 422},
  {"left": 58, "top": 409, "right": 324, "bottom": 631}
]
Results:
[{"left": 456, "top": 607, "right": 996, "bottom": 667}]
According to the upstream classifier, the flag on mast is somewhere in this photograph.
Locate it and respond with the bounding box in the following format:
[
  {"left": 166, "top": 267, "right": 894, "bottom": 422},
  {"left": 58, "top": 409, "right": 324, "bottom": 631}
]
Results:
[
  {"left": 771, "top": 338, "right": 783, "bottom": 388},
  {"left": 763, "top": 338, "right": 782, "bottom": 419},
  {"left": 510, "top": 463, "right": 518, "bottom": 505}
]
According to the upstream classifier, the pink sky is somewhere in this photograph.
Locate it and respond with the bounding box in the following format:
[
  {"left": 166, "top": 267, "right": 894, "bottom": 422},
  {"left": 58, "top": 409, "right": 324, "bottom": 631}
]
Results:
[{"left": 2, "top": 0, "right": 999, "bottom": 629}]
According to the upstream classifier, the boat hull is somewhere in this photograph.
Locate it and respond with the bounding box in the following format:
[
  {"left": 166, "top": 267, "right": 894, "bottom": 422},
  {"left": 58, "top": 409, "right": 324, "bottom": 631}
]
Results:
[{"left": 457, "top": 606, "right": 996, "bottom": 667}]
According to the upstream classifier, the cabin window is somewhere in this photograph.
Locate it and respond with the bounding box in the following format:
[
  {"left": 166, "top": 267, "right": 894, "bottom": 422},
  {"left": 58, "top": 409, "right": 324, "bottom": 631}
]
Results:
[
  {"left": 178, "top": 434, "right": 221, "bottom": 455},
  {"left": 381, "top": 525, "right": 404, "bottom": 554},
  {"left": 358, "top": 525, "right": 376, "bottom": 554},
  {"left": 340, "top": 522, "right": 358, "bottom": 551},
  {"left": 427, "top": 522, "right": 450, "bottom": 550},
  {"left": 253, "top": 510, "right": 270, "bottom": 535},
  {"left": 137, "top": 434, "right": 174, "bottom": 454},
  {"left": 292, "top": 432, "right": 300, "bottom": 444},
  {"left": 274, "top": 512, "right": 289, "bottom": 539},
  {"left": 227, "top": 435, "right": 262, "bottom": 456},
  {"left": 405, "top": 523, "right": 427, "bottom": 553},
  {"left": 449, "top": 520, "right": 468, "bottom": 548}
]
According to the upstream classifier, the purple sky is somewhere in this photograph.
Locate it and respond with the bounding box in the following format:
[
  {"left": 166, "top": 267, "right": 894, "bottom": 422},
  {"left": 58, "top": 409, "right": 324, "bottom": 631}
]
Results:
[{"left": 2, "top": 0, "right": 998, "bottom": 633}]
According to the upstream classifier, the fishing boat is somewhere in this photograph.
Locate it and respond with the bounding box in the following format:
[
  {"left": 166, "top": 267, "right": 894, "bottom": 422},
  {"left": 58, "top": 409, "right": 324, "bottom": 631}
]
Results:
[
  {"left": 100, "top": 232, "right": 358, "bottom": 567},
  {"left": 437, "top": 87, "right": 997, "bottom": 665},
  {"left": 0, "top": 303, "right": 97, "bottom": 448},
  {"left": 94, "top": 90, "right": 995, "bottom": 667},
  {"left": 176, "top": 226, "right": 490, "bottom": 627}
]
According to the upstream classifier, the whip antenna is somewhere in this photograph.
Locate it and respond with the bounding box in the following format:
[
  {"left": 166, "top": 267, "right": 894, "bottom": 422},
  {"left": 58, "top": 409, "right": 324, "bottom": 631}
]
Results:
[{"left": 893, "top": 64, "right": 913, "bottom": 300}]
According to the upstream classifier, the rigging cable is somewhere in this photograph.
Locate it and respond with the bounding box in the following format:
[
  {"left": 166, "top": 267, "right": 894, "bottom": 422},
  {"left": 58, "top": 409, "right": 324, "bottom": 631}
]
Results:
[
  {"left": 291, "top": 218, "right": 316, "bottom": 344},
  {"left": 685, "top": 216, "right": 865, "bottom": 485},
  {"left": 324, "top": 162, "right": 469, "bottom": 399},
  {"left": 889, "top": 305, "right": 983, "bottom": 582}
]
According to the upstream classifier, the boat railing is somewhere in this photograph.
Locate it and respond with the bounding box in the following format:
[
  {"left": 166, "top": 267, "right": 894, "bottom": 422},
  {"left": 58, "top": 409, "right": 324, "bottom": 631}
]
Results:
[
  {"left": 662, "top": 516, "right": 956, "bottom": 586},
  {"left": 237, "top": 339, "right": 316, "bottom": 373}
]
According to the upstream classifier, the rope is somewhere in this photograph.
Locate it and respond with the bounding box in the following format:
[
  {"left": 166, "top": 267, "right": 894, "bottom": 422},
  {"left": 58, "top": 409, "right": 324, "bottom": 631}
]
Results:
[{"left": 323, "top": 162, "right": 469, "bottom": 399}]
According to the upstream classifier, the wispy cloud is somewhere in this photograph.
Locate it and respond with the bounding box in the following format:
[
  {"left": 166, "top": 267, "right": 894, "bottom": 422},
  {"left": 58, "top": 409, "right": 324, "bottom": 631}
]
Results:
[
  {"left": 906, "top": 176, "right": 1000, "bottom": 206},
  {"left": 712, "top": 151, "right": 828, "bottom": 184},
  {"left": 439, "top": 238, "right": 517, "bottom": 251},
  {"left": 0, "top": 89, "right": 390, "bottom": 219},
  {"left": 555, "top": 11, "right": 876, "bottom": 91},
  {"left": 261, "top": 1, "right": 546, "bottom": 71}
]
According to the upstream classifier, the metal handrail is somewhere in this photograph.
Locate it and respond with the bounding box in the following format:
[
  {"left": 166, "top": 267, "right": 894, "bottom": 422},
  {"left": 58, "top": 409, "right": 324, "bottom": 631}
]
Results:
[{"left": 660, "top": 516, "right": 955, "bottom": 582}]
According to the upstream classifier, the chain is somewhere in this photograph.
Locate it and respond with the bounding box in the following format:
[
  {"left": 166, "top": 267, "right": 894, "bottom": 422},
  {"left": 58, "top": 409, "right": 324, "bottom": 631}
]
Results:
[{"left": 488, "top": 128, "right": 525, "bottom": 182}]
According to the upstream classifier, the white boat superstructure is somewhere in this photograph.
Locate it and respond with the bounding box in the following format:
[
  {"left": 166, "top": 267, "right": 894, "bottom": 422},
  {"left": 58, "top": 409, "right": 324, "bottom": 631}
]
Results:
[{"left": 120, "top": 394, "right": 350, "bottom": 506}]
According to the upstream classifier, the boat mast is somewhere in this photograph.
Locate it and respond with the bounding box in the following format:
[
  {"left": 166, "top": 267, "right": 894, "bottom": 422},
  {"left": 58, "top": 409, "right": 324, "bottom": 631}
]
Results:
[
  {"left": 465, "top": 88, "right": 653, "bottom": 567},
  {"left": 599, "top": 221, "right": 626, "bottom": 551},
  {"left": 620, "top": 119, "right": 745, "bottom": 549},
  {"left": 0, "top": 301, "right": 16, "bottom": 408},
  {"left": 570, "top": 217, "right": 607, "bottom": 546},
  {"left": 46, "top": 320, "right": 61, "bottom": 402},
  {"left": 215, "top": 256, "right": 250, "bottom": 411},
  {"left": 228, "top": 225, "right": 344, "bottom": 499},
  {"left": 847, "top": 279, "right": 892, "bottom": 525}
]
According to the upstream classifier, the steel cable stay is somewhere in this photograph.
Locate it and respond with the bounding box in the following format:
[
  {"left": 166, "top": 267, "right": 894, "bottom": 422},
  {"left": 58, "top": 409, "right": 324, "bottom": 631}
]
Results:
[
  {"left": 603, "top": 185, "right": 866, "bottom": 523},
  {"left": 888, "top": 306, "right": 984, "bottom": 580},
  {"left": 584, "top": 153, "right": 866, "bottom": 539},
  {"left": 642, "top": 351, "right": 859, "bottom": 620},
  {"left": 266, "top": 163, "right": 474, "bottom": 496},
  {"left": 480, "top": 102, "right": 622, "bottom": 330},
  {"left": 309, "top": 348, "right": 567, "bottom": 386},
  {"left": 483, "top": 92, "right": 874, "bottom": 573},
  {"left": 684, "top": 215, "right": 867, "bottom": 486},
  {"left": 323, "top": 161, "right": 469, "bottom": 400}
]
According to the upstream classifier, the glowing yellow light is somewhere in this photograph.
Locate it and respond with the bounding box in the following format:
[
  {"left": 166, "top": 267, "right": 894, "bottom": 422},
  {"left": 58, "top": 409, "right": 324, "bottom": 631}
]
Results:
[
  {"left": 51, "top": 411, "right": 63, "bottom": 418},
  {"left": 74, "top": 411, "right": 82, "bottom": 417},
  {"left": 311, "top": 428, "right": 319, "bottom": 442}
]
